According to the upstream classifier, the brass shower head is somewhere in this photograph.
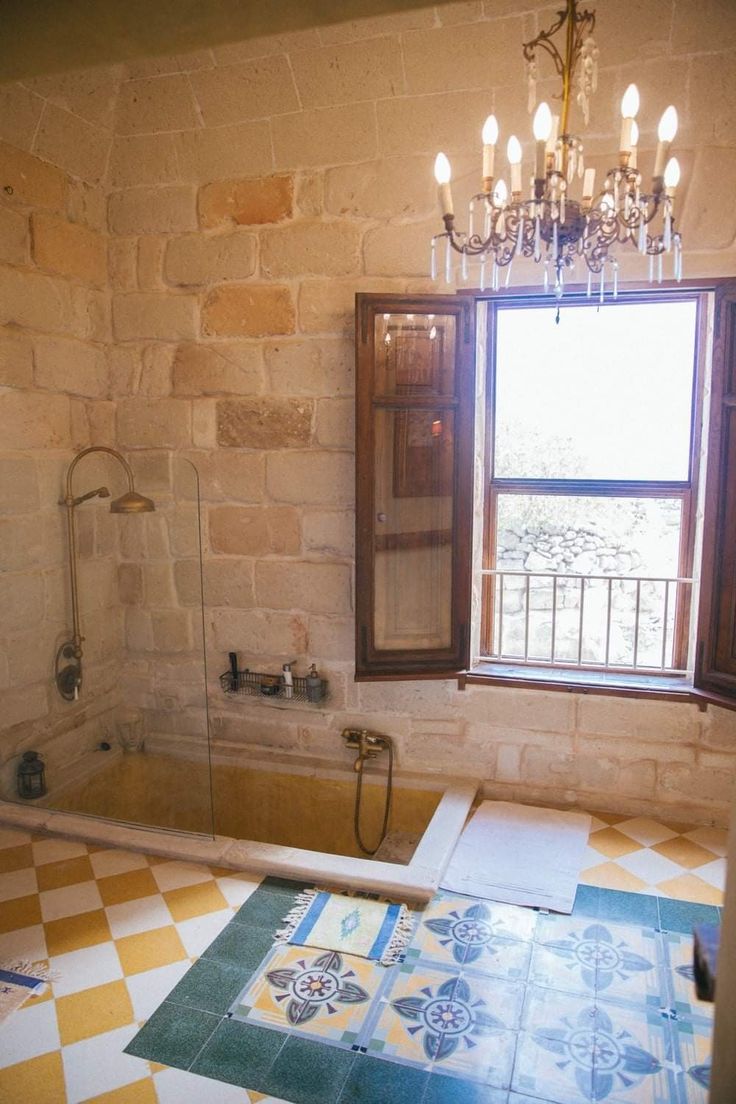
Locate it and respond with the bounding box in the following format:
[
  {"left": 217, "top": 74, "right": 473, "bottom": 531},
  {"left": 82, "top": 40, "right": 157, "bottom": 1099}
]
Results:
[
  {"left": 63, "top": 447, "right": 156, "bottom": 514},
  {"left": 110, "top": 490, "right": 155, "bottom": 514}
]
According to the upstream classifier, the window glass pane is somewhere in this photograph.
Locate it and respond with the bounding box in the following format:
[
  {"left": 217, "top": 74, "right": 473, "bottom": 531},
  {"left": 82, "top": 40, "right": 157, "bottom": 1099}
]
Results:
[
  {"left": 490, "top": 494, "right": 685, "bottom": 670},
  {"left": 374, "top": 313, "right": 456, "bottom": 397},
  {"left": 373, "top": 408, "right": 454, "bottom": 651},
  {"left": 493, "top": 299, "right": 698, "bottom": 480}
]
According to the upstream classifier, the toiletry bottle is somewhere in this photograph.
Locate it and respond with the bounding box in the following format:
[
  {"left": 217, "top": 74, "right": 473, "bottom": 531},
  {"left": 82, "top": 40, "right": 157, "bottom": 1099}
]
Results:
[
  {"left": 306, "top": 662, "right": 322, "bottom": 703},
  {"left": 282, "top": 662, "right": 293, "bottom": 699}
]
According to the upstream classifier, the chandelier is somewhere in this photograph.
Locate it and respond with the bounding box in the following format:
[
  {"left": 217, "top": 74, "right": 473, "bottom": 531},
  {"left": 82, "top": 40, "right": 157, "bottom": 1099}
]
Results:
[{"left": 431, "top": 0, "right": 683, "bottom": 299}]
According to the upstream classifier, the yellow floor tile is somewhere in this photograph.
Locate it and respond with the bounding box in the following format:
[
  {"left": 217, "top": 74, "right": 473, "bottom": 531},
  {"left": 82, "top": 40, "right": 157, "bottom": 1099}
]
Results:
[
  {"left": 653, "top": 836, "right": 718, "bottom": 869},
  {"left": 0, "top": 893, "right": 42, "bottom": 934},
  {"left": 579, "top": 862, "right": 649, "bottom": 893},
  {"left": 588, "top": 827, "right": 643, "bottom": 860},
  {"left": 115, "top": 925, "right": 187, "bottom": 976},
  {"left": 44, "top": 908, "right": 113, "bottom": 957},
  {"left": 36, "top": 855, "right": 96, "bottom": 892},
  {"left": 85, "top": 1081, "right": 158, "bottom": 1104},
  {"left": 0, "top": 843, "right": 34, "bottom": 873},
  {"left": 656, "top": 873, "right": 724, "bottom": 905},
  {"left": 685, "top": 826, "right": 728, "bottom": 853},
  {"left": 163, "top": 880, "right": 229, "bottom": 922},
  {"left": 56, "top": 979, "right": 135, "bottom": 1046},
  {"left": 587, "top": 811, "right": 629, "bottom": 825},
  {"left": 97, "top": 868, "right": 161, "bottom": 908},
  {"left": 0, "top": 1049, "right": 66, "bottom": 1104}
]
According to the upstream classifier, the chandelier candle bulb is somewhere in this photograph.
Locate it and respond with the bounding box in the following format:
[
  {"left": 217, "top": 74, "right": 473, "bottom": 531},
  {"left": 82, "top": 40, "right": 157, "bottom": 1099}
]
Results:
[
  {"left": 482, "top": 114, "right": 499, "bottom": 190},
  {"left": 507, "top": 136, "right": 522, "bottom": 195},
  {"left": 546, "top": 115, "right": 559, "bottom": 157},
  {"left": 582, "top": 167, "right": 596, "bottom": 203},
  {"left": 434, "top": 153, "right": 454, "bottom": 217},
  {"left": 654, "top": 106, "right": 678, "bottom": 180},
  {"left": 619, "top": 83, "right": 640, "bottom": 159},
  {"left": 629, "top": 120, "right": 639, "bottom": 170},
  {"left": 664, "top": 157, "right": 680, "bottom": 198}
]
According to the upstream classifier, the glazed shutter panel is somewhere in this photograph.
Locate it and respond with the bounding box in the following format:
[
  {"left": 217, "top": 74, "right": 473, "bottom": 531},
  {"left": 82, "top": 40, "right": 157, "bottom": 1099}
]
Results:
[
  {"left": 695, "top": 281, "right": 736, "bottom": 697},
  {"left": 355, "top": 293, "right": 476, "bottom": 678}
]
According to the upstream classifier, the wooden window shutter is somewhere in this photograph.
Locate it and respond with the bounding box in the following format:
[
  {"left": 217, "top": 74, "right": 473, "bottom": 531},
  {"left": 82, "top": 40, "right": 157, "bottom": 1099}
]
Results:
[
  {"left": 355, "top": 293, "right": 476, "bottom": 678},
  {"left": 695, "top": 281, "right": 736, "bottom": 699}
]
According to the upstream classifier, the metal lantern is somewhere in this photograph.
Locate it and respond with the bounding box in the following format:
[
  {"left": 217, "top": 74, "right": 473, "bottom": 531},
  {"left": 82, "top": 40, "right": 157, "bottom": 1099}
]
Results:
[{"left": 17, "top": 750, "right": 47, "bottom": 799}]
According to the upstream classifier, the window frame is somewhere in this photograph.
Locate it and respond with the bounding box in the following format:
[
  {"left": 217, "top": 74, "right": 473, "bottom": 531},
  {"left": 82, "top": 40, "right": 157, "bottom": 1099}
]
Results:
[
  {"left": 354, "top": 278, "right": 736, "bottom": 710},
  {"left": 479, "top": 289, "right": 707, "bottom": 677}
]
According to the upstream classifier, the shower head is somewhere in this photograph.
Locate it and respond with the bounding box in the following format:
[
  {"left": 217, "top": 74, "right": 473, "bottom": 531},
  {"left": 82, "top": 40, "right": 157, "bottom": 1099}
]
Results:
[
  {"left": 70, "top": 486, "right": 110, "bottom": 507},
  {"left": 110, "top": 490, "right": 155, "bottom": 514}
]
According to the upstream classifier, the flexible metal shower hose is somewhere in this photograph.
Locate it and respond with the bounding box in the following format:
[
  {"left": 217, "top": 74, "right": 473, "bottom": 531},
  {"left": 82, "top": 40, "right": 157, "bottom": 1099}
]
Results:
[{"left": 353, "top": 739, "right": 394, "bottom": 856}]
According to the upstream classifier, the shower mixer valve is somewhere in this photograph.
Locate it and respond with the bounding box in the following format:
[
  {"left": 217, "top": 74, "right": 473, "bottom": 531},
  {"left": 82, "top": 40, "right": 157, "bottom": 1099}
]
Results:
[{"left": 341, "top": 728, "right": 391, "bottom": 769}]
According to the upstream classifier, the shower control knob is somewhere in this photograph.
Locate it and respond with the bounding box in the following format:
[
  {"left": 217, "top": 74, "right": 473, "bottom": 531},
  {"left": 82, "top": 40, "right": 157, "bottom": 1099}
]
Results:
[{"left": 377, "top": 512, "right": 387, "bottom": 522}]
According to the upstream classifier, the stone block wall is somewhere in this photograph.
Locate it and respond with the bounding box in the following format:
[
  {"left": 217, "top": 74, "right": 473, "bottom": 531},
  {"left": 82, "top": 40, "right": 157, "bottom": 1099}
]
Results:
[
  {"left": 1, "top": 0, "right": 736, "bottom": 825},
  {"left": 0, "top": 71, "right": 125, "bottom": 798}
]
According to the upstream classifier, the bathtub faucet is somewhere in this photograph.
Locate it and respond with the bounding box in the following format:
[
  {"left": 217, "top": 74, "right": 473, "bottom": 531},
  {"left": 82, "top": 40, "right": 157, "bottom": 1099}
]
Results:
[{"left": 341, "top": 728, "right": 391, "bottom": 771}]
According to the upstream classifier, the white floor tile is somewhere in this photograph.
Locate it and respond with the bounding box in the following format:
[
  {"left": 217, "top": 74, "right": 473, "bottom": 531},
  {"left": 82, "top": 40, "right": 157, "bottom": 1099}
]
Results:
[
  {"left": 153, "top": 1066, "right": 254, "bottom": 1103},
  {"left": 0, "top": 923, "right": 48, "bottom": 963},
  {"left": 0, "top": 828, "right": 32, "bottom": 849},
  {"left": 105, "top": 894, "right": 173, "bottom": 940},
  {"left": 49, "top": 941, "right": 123, "bottom": 997},
  {"left": 89, "top": 848, "right": 150, "bottom": 879},
  {"left": 125, "top": 960, "right": 190, "bottom": 1021},
  {"left": 692, "top": 858, "right": 727, "bottom": 890},
  {"left": 0, "top": 866, "right": 37, "bottom": 902},
  {"left": 581, "top": 843, "right": 610, "bottom": 865},
  {"left": 0, "top": 996, "right": 60, "bottom": 1068},
  {"left": 150, "top": 861, "right": 214, "bottom": 893},
  {"left": 613, "top": 818, "right": 679, "bottom": 847},
  {"left": 32, "top": 838, "right": 89, "bottom": 866},
  {"left": 39, "top": 880, "right": 103, "bottom": 922},
  {"left": 616, "top": 847, "right": 685, "bottom": 884},
  {"left": 61, "top": 1023, "right": 150, "bottom": 1104},
  {"left": 175, "top": 908, "right": 235, "bottom": 958},
  {"left": 215, "top": 876, "right": 259, "bottom": 909}
]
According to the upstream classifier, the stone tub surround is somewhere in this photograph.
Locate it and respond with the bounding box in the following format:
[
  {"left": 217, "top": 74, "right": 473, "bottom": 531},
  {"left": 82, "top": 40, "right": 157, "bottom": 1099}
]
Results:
[
  {"left": 0, "top": 764, "right": 477, "bottom": 901},
  {"left": 1, "top": 0, "right": 736, "bottom": 835}
]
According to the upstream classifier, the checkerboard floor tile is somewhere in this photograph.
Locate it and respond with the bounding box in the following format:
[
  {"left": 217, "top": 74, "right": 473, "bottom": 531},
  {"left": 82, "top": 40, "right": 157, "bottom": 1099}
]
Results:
[
  {"left": 580, "top": 813, "right": 727, "bottom": 903},
  {"left": 0, "top": 811, "right": 725, "bottom": 1103}
]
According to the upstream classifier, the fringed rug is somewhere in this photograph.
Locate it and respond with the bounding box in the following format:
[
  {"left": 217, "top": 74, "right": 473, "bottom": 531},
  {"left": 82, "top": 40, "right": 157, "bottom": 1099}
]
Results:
[
  {"left": 0, "top": 959, "right": 54, "bottom": 1022},
  {"left": 274, "top": 889, "right": 414, "bottom": 965}
]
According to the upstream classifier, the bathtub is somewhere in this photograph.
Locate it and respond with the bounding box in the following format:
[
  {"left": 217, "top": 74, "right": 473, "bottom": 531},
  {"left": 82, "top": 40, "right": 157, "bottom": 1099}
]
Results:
[{"left": 0, "top": 748, "right": 476, "bottom": 902}]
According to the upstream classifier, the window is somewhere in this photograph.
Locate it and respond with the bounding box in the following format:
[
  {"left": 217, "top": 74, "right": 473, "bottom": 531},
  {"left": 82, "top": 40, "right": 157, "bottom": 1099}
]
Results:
[
  {"left": 354, "top": 282, "right": 736, "bottom": 709},
  {"left": 480, "top": 294, "right": 702, "bottom": 679}
]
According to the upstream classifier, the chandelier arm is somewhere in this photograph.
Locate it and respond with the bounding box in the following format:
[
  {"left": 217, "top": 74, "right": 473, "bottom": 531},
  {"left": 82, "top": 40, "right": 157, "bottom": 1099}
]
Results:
[{"left": 522, "top": 9, "right": 567, "bottom": 71}]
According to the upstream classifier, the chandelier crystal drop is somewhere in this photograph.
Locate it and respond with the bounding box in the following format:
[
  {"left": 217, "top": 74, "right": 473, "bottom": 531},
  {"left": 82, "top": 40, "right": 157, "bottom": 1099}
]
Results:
[{"left": 431, "top": 0, "right": 683, "bottom": 299}]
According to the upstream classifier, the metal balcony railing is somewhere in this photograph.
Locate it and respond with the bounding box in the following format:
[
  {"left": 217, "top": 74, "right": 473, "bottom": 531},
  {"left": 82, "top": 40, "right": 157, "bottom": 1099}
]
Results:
[{"left": 480, "top": 569, "right": 693, "bottom": 674}]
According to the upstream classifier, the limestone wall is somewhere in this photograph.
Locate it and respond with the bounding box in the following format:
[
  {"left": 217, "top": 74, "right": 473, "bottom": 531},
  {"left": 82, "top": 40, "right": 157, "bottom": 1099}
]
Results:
[
  {"left": 0, "top": 72, "right": 125, "bottom": 796},
  {"left": 1, "top": 0, "right": 736, "bottom": 825}
]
